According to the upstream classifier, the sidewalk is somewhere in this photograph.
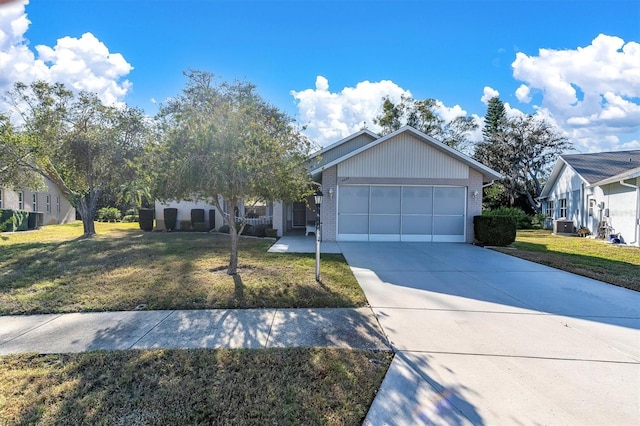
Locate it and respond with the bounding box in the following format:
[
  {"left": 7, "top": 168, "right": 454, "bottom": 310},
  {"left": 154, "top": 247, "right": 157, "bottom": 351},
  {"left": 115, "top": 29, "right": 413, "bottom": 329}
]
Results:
[{"left": 0, "top": 307, "right": 390, "bottom": 355}]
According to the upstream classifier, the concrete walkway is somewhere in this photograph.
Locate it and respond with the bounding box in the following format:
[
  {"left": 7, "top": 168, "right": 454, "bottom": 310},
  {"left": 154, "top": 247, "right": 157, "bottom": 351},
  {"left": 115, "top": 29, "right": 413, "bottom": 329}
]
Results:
[
  {"left": 0, "top": 308, "right": 389, "bottom": 354},
  {"left": 267, "top": 234, "right": 342, "bottom": 253},
  {"left": 337, "top": 242, "right": 640, "bottom": 426}
]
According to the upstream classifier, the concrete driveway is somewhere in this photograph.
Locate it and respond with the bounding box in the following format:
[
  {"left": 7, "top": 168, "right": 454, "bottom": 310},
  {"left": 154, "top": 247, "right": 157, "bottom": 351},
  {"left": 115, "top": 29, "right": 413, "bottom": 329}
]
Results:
[{"left": 337, "top": 242, "right": 640, "bottom": 426}]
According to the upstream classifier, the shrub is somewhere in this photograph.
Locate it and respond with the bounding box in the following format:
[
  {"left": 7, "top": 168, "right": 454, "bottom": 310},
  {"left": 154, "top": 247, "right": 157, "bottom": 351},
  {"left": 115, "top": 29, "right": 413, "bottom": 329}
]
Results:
[
  {"left": 0, "top": 209, "right": 29, "bottom": 232},
  {"left": 483, "top": 207, "right": 532, "bottom": 229},
  {"left": 164, "top": 208, "right": 178, "bottom": 231},
  {"left": 218, "top": 224, "right": 230, "bottom": 234},
  {"left": 179, "top": 220, "right": 192, "bottom": 231},
  {"left": 474, "top": 215, "right": 516, "bottom": 246},
  {"left": 122, "top": 214, "right": 139, "bottom": 223},
  {"left": 265, "top": 228, "right": 278, "bottom": 238},
  {"left": 531, "top": 212, "right": 546, "bottom": 229},
  {"left": 193, "top": 222, "right": 208, "bottom": 232},
  {"left": 252, "top": 224, "right": 269, "bottom": 238},
  {"left": 97, "top": 207, "right": 122, "bottom": 222},
  {"left": 138, "top": 208, "right": 154, "bottom": 231}
]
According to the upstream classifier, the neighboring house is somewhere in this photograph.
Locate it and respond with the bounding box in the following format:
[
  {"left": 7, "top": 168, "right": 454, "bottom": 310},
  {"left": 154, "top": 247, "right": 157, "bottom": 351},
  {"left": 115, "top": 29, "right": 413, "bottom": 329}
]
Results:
[
  {"left": 540, "top": 150, "right": 640, "bottom": 246},
  {"left": 273, "top": 126, "right": 503, "bottom": 243},
  {"left": 155, "top": 198, "right": 226, "bottom": 231},
  {"left": 0, "top": 176, "right": 75, "bottom": 225}
]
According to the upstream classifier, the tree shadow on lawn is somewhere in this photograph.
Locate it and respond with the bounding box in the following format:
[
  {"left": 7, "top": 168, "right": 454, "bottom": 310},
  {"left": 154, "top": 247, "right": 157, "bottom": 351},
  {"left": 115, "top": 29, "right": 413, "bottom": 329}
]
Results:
[
  {"left": 4, "top": 347, "right": 391, "bottom": 425},
  {"left": 0, "top": 233, "right": 362, "bottom": 314}
]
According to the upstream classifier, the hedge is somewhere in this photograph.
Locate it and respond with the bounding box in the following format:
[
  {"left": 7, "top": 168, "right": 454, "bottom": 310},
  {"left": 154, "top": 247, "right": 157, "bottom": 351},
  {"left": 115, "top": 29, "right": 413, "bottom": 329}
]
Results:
[
  {"left": 0, "top": 209, "right": 29, "bottom": 232},
  {"left": 474, "top": 215, "right": 517, "bottom": 246}
]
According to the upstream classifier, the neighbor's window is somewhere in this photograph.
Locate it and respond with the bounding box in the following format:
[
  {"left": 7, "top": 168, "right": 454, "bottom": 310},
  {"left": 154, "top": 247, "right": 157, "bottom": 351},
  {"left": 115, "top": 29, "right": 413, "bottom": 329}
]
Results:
[
  {"left": 32, "top": 193, "right": 38, "bottom": 211},
  {"left": 0, "top": 189, "right": 3, "bottom": 209},
  {"left": 18, "top": 191, "right": 24, "bottom": 210},
  {"left": 46, "top": 194, "right": 51, "bottom": 213},
  {"left": 56, "top": 196, "right": 60, "bottom": 213},
  {"left": 546, "top": 201, "right": 554, "bottom": 218},
  {"left": 560, "top": 198, "right": 567, "bottom": 218}
]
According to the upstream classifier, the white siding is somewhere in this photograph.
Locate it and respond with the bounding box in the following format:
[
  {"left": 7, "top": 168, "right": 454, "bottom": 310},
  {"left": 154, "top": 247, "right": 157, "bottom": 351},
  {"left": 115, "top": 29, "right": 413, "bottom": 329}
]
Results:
[
  {"left": 155, "top": 199, "right": 224, "bottom": 230},
  {"left": 603, "top": 181, "right": 639, "bottom": 244},
  {"left": 338, "top": 133, "right": 469, "bottom": 179}
]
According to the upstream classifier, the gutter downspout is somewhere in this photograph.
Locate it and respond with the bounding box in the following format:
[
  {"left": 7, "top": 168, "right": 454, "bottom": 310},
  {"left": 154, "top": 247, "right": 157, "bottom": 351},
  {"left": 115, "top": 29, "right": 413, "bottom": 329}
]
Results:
[
  {"left": 619, "top": 179, "right": 640, "bottom": 246},
  {"left": 482, "top": 180, "right": 495, "bottom": 188}
]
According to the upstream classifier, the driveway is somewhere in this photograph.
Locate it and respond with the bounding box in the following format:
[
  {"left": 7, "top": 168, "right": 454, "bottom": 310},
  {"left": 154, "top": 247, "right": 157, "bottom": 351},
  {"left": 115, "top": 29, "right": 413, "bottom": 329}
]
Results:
[{"left": 337, "top": 242, "right": 640, "bottom": 425}]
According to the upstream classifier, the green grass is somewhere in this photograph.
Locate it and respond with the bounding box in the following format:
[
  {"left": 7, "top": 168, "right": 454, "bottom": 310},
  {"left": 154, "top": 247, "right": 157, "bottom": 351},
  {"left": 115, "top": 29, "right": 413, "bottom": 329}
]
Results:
[
  {"left": 494, "top": 229, "right": 640, "bottom": 291},
  {"left": 0, "top": 348, "right": 392, "bottom": 426},
  {"left": 0, "top": 222, "right": 367, "bottom": 315}
]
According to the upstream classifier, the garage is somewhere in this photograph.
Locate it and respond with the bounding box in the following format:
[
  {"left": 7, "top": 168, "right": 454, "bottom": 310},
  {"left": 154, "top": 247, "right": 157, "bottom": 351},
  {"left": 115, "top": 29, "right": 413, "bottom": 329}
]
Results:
[{"left": 337, "top": 184, "right": 466, "bottom": 242}]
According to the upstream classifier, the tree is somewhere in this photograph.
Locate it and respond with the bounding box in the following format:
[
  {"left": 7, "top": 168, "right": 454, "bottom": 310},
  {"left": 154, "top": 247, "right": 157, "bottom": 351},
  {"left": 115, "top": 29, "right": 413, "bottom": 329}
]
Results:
[
  {"left": 1, "top": 81, "right": 149, "bottom": 237},
  {"left": 155, "top": 70, "right": 313, "bottom": 275},
  {"left": 0, "top": 114, "right": 44, "bottom": 190},
  {"left": 475, "top": 103, "right": 571, "bottom": 212},
  {"left": 373, "top": 95, "right": 477, "bottom": 153}
]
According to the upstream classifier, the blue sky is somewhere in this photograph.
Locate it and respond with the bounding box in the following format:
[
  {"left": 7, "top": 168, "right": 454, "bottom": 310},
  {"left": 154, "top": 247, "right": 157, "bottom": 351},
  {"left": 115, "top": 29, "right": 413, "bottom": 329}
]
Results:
[{"left": 1, "top": 0, "right": 639, "bottom": 152}]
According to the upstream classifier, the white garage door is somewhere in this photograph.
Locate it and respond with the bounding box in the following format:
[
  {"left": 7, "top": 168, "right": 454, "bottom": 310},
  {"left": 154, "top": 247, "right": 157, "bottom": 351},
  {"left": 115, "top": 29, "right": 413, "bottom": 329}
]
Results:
[{"left": 337, "top": 185, "right": 466, "bottom": 242}]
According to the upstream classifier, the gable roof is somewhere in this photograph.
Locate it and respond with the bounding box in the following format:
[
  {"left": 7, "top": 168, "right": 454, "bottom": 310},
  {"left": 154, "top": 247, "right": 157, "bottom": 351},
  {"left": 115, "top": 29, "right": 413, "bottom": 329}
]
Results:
[
  {"left": 309, "top": 126, "right": 503, "bottom": 182},
  {"left": 540, "top": 149, "right": 640, "bottom": 198},
  {"left": 306, "top": 129, "right": 378, "bottom": 172},
  {"left": 561, "top": 150, "right": 640, "bottom": 185}
]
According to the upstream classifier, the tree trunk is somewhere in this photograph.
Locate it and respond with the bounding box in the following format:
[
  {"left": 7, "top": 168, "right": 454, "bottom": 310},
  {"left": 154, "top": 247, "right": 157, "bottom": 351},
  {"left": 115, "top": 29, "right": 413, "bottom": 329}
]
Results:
[
  {"left": 78, "top": 191, "right": 99, "bottom": 238},
  {"left": 228, "top": 223, "right": 238, "bottom": 275}
]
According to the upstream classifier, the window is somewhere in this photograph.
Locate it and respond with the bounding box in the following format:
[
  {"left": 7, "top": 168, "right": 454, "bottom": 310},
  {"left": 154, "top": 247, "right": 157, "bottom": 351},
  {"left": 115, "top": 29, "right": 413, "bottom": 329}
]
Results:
[
  {"left": 546, "top": 201, "right": 554, "bottom": 218},
  {"left": 559, "top": 198, "right": 567, "bottom": 218},
  {"left": 56, "top": 196, "right": 60, "bottom": 213},
  {"left": 0, "top": 189, "right": 3, "bottom": 209},
  {"left": 46, "top": 194, "right": 51, "bottom": 213},
  {"left": 18, "top": 191, "right": 24, "bottom": 210},
  {"left": 32, "top": 193, "right": 38, "bottom": 211}
]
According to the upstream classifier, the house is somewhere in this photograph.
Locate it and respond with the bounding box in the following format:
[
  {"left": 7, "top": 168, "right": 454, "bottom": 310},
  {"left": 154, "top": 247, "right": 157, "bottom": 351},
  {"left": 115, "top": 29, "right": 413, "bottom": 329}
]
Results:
[
  {"left": 0, "top": 176, "right": 76, "bottom": 225},
  {"left": 539, "top": 150, "right": 640, "bottom": 246},
  {"left": 272, "top": 126, "right": 503, "bottom": 243}
]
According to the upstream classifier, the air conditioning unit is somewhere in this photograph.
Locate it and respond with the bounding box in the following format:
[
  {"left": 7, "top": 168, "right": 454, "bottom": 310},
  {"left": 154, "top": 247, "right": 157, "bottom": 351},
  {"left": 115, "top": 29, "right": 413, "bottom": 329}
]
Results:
[{"left": 553, "top": 220, "right": 574, "bottom": 234}]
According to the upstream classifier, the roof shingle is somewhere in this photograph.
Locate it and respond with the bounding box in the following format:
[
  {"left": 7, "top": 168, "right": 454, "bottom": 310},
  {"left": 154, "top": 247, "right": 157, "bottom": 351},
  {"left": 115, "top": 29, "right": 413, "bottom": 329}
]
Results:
[{"left": 562, "top": 150, "right": 640, "bottom": 184}]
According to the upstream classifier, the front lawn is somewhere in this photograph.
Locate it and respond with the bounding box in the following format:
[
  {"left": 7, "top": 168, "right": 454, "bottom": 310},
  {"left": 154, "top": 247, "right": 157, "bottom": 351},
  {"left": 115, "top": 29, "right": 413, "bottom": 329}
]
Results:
[
  {"left": 0, "top": 223, "right": 367, "bottom": 315},
  {"left": 0, "top": 348, "right": 392, "bottom": 425},
  {"left": 494, "top": 229, "right": 640, "bottom": 292}
]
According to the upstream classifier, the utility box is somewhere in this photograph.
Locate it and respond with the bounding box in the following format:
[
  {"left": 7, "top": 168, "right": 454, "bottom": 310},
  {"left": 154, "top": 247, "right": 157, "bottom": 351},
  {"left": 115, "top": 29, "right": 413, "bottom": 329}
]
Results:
[{"left": 553, "top": 220, "right": 574, "bottom": 234}]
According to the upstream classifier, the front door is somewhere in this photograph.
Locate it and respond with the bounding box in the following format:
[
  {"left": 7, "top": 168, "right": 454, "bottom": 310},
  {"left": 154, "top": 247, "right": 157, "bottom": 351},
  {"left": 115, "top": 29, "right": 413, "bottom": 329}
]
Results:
[{"left": 292, "top": 201, "right": 307, "bottom": 227}]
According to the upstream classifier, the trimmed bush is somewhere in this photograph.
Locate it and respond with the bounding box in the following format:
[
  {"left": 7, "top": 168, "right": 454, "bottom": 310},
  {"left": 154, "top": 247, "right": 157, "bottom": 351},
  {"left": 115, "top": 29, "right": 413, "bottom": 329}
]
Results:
[
  {"left": 191, "top": 209, "right": 205, "bottom": 227},
  {"left": 138, "top": 208, "right": 154, "bottom": 231},
  {"left": 97, "top": 207, "right": 122, "bottom": 222},
  {"left": 164, "top": 208, "right": 178, "bottom": 231},
  {"left": 252, "top": 224, "right": 269, "bottom": 238},
  {"left": 193, "top": 222, "right": 208, "bottom": 232},
  {"left": 265, "top": 228, "right": 278, "bottom": 238},
  {"left": 474, "top": 215, "right": 516, "bottom": 246},
  {"left": 122, "top": 214, "right": 139, "bottom": 223},
  {"left": 0, "top": 209, "right": 29, "bottom": 232},
  {"left": 208, "top": 209, "right": 216, "bottom": 231},
  {"left": 218, "top": 224, "right": 230, "bottom": 234},
  {"left": 483, "top": 207, "right": 532, "bottom": 229},
  {"left": 179, "top": 220, "right": 192, "bottom": 231}
]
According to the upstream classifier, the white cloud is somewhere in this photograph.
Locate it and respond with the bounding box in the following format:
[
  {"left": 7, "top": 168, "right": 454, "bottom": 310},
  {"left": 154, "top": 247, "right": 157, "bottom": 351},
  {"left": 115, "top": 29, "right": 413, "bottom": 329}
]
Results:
[
  {"left": 291, "top": 76, "right": 411, "bottom": 146},
  {"left": 515, "top": 84, "right": 531, "bottom": 103},
  {"left": 0, "top": 0, "right": 132, "bottom": 108},
  {"left": 512, "top": 34, "right": 640, "bottom": 152},
  {"left": 480, "top": 86, "right": 500, "bottom": 105}
]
